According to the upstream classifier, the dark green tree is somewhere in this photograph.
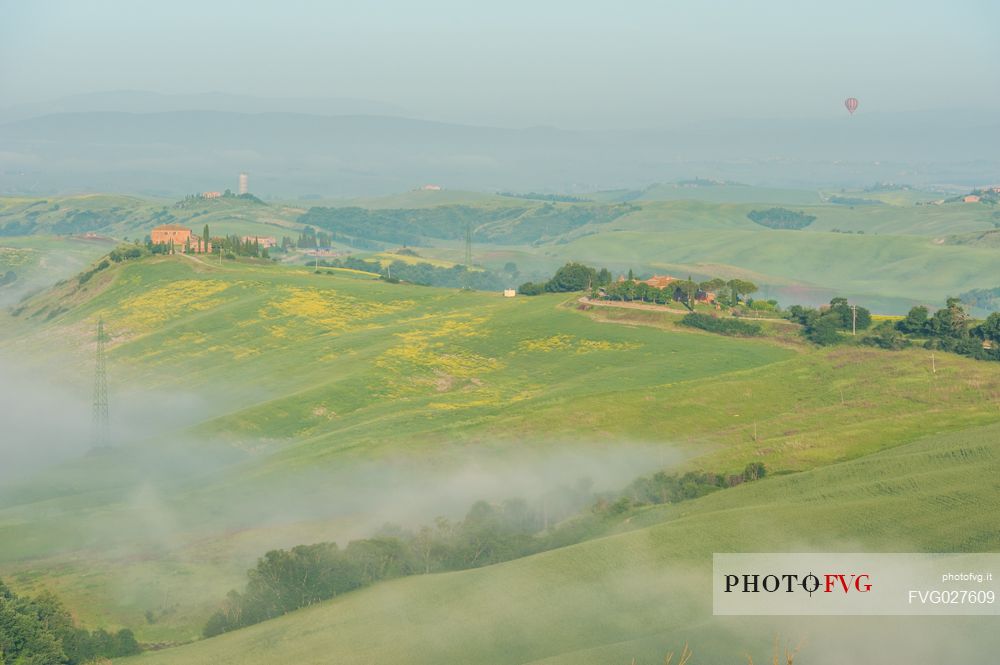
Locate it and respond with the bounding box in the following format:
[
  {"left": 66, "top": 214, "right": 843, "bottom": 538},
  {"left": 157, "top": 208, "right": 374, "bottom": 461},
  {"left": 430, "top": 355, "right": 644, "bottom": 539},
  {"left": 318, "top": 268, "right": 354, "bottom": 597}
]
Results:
[
  {"left": 805, "top": 314, "right": 841, "bottom": 345},
  {"left": 976, "top": 312, "right": 1000, "bottom": 343},
  {"left": 545, "top": 262, "right": 597, "bottom": 292},
  {"left": 897, "top": 305, "right": 929, "bottom": 335},
  {"left": 727, "top": 279, "right": 758, "bottom": 304},
  {"left": 863, "top": 321, "right": 911, "bottom": 350},
  {"left": 700, "top": 278, "right": 726, "bottom": 292},
  {"left": 828, "top": 298, "right": 872, "bottom": 331},
  {"left": 927, "top": 298, "right": 969, "bottom": 339},
  {"left": 743, "top": 462, "right": 767, "bottom": 481},
  {"left": 517, "top": 281, "right": 546, "bottom": 296}
]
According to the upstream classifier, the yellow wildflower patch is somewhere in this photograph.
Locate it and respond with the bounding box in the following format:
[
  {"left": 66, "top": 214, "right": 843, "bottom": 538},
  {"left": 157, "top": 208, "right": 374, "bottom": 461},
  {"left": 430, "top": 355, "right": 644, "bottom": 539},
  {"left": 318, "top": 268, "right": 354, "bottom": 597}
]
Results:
[
  {"left": 116, "top": 279, "right": 233, "bottom": 331},
  {"left": 576, "top": 339, "right": 642, "bottom": 353},
  {"left": 518, "top": 335, "right": 574, "bottom": 352},
  {"left": 378, "top": 340, "right": 500, "bottom": 378},
  {"left": 263, "top": 287, "right": 414, "bottom": 330},
  {"left": 519, "top": 334, "right": 642, "bottom": 354}
]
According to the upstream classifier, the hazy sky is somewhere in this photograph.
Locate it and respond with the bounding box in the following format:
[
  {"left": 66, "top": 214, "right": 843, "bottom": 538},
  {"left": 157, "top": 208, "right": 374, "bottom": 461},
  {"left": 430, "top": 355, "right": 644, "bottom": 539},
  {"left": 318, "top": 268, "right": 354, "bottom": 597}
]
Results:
[{"left": 2, "top": 0, "right": 999, "bottom": 129}]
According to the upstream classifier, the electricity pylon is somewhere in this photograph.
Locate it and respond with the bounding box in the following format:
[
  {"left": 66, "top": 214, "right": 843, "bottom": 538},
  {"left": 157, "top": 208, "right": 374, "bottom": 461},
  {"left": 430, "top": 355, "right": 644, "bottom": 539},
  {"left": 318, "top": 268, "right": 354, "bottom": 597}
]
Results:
[
  {"left": 462, "top": 222, "right": 473, "bottom": 290},
  {"left": 464, "top": 222, "right": 473, "bottom": 267},
  {"left": 92, "top": 317, "right": 110, "bottom": 447}
]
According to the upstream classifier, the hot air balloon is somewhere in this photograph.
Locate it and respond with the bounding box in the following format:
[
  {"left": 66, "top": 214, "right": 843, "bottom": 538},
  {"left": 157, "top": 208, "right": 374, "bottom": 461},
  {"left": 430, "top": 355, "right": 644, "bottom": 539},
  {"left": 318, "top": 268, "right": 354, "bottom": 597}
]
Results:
[{"left": 844, "top": 97, "right": 859, "bottom": 115}]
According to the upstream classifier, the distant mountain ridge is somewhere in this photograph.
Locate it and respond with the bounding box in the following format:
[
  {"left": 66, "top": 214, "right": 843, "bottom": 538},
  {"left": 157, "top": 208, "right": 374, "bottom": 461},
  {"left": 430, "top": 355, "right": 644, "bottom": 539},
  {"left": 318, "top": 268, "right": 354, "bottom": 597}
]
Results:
[
  {"left": 1, "top": 106, "right": 998, "bottom": 197},
  {"left": 0, "top": 90, "right": 409, "bottom": 123}
]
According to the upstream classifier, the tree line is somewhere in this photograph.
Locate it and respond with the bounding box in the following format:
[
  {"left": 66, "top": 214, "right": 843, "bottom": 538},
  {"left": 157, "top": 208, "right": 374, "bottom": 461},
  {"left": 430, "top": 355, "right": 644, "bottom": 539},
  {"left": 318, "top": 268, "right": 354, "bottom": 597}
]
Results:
[
  {"left": 785, "top": 297, "right": 872, "bottom": 345},
  {"left": 315, "top": 255, "right": 510, "bottom": 291},
  {"left": 862, "top": 299, "right": 1000, "bottom": 359},
  {"left": 203, "top": 462, "right": 767, "bottom": 638},
  {"left": 0, "top": 581, "right": 140, "bottom": 664},
  {"left": 214, "top": 234, "right": 271, "bottom": 259},
  {"left": 144, "top": 225, "right": 273, "bottom": 260},
  {"left": 784, "top": 296, "right": 1000, "bottom": 362},
  {"left": 517, "top": 262, "right": 760, "bottom": 311},
  {"left": 680, "top": 312, "right": 762, "bottom": 337},
  {"left": 746, "top": 208, "right": 816, "bottom": 230},
  {"left": 597, "top": 275, "right": 759, "bottom": 310},
  {"left": 518, "top": 264, "right": 1000, "bottom": 364}
]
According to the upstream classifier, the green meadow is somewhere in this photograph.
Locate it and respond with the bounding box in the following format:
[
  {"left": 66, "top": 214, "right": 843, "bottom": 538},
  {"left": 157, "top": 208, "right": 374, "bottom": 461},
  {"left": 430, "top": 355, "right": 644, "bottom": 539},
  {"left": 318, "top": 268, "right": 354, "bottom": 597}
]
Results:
[
  {"left": 2, "top": 251, "right": 999, "bottom": 649},
  {"left": 5, "top": 189, "right": 999, "bottom": 314},
  {"left": 0, "top": 193, "right": 305, "bottom": 240},
  {"left": 556, "top": 226, "right": 1000, "bottom": 312},
  {"left": 119, "top": 421, "right": 1000, "bottom": 665},
  {"left": 1, "top": 187, "right": 999, "bottom": 662}
]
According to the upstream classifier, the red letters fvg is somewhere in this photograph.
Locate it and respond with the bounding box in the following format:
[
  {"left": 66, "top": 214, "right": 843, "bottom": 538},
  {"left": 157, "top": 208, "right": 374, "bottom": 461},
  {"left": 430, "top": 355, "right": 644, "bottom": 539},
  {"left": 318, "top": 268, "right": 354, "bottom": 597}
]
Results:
[{"left": 824, "top": 573, "right": 871, "bottom": 593}]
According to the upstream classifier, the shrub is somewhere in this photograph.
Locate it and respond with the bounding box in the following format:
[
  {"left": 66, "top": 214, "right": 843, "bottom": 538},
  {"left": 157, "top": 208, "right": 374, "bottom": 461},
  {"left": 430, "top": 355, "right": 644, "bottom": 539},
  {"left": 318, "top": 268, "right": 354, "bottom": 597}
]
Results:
[
  {"left": 680, "top": 313, "right": 762, "bottom": 337},
  {"left": 747, "top": 208, "right": 816, "bottom": 230},
  {"left": 517, "top": 281, "right": 546, "bottom": 296}
]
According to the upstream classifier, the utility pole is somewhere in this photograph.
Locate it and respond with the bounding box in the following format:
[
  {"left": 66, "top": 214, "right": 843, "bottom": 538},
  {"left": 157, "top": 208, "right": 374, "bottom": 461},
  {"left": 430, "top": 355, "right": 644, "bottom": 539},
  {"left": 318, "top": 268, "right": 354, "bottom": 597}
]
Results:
[
  {"left": 92, "top": 317, "right": 110, "bottom": 448},
  {"left": 851, "top": 304, "right": 857, "bottom": 336}
]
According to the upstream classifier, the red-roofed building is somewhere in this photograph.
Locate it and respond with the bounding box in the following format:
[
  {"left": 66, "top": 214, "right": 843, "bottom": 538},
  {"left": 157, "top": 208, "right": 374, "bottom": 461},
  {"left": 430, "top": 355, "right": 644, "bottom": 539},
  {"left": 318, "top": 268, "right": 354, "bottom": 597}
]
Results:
[
  {"left": 641, "top": 275, "right": 677, "bottom": 289},
  {"left": 151, "top": 225, "right": 212, "bottom": 253}
]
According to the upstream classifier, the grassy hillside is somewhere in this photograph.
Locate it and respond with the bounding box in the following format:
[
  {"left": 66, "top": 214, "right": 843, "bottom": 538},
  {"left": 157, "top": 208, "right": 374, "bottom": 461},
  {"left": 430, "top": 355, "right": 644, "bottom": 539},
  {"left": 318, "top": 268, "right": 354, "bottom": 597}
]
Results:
[
  {"left": 5, "top": 192, "right": 999, "bottom": 314},
  {"left": 637, "top": 182, "right": 823, "bottom": 205},
  {"left": 554, "top": 226, "right": 1000, "bottom": 312},
  {"left": 2, "top": 252, "right": 999, "bottom": 648},
  {"left": 0, "top": 194, "right": 305, "bottom": 240},
  {"left": 2, "top": 185, "right": 1000, "bottom": 663},
  {"left": 285, "top": 189, "right": 523, "bottom": 210},
  {"left": 0, "top": 235, "right": 117, "bottom": 305},
  {"left": 120, "top": 421, "right": 1000, "bottom": 665},
  {"left": 0, "top": 254, "right": 791, "bottom": 641}
]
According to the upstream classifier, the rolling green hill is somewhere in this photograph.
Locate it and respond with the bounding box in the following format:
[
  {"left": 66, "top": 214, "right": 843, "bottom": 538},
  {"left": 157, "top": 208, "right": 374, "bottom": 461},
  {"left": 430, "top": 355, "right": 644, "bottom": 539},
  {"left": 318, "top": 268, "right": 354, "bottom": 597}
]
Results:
[
  {"left": 0, "top": 235, "right": 117, "bottom": 305},
  {"left": 2, "top": 252, "right": 999, "bottom": 650},
  {"left": 552, "top": 225, "right": 1000, "bottom": 313},
  {"left": 637, "top": 182, "right": 823, "bottom": 205},
  {"left": 3, "top": 190, "right": 1000, "bottom": 663},
  {"left": 119, "top": 421, "right": 1000, "bottom": 665},
  {"left": 5, "top": 192, "right": 1000, "bottom": 316},
  {"left": 285, "top": 189, "right": 523, "bottom": 210},
  {"left": 0, "top": 254, "right": 790, "bottom": 641},
  {"left": 0, "top": 194, "right": 305, "bottom": 240}
]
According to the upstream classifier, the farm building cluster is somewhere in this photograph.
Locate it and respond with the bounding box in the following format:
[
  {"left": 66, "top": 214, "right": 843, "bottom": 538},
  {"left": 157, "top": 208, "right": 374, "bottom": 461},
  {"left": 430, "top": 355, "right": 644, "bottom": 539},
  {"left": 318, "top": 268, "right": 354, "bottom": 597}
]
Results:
[
  {"left": 617, "top": 274, "right": 717, "bottom": 304},
  {"left": 150, "top": 224, "right": 212, "bottom": 253}
]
